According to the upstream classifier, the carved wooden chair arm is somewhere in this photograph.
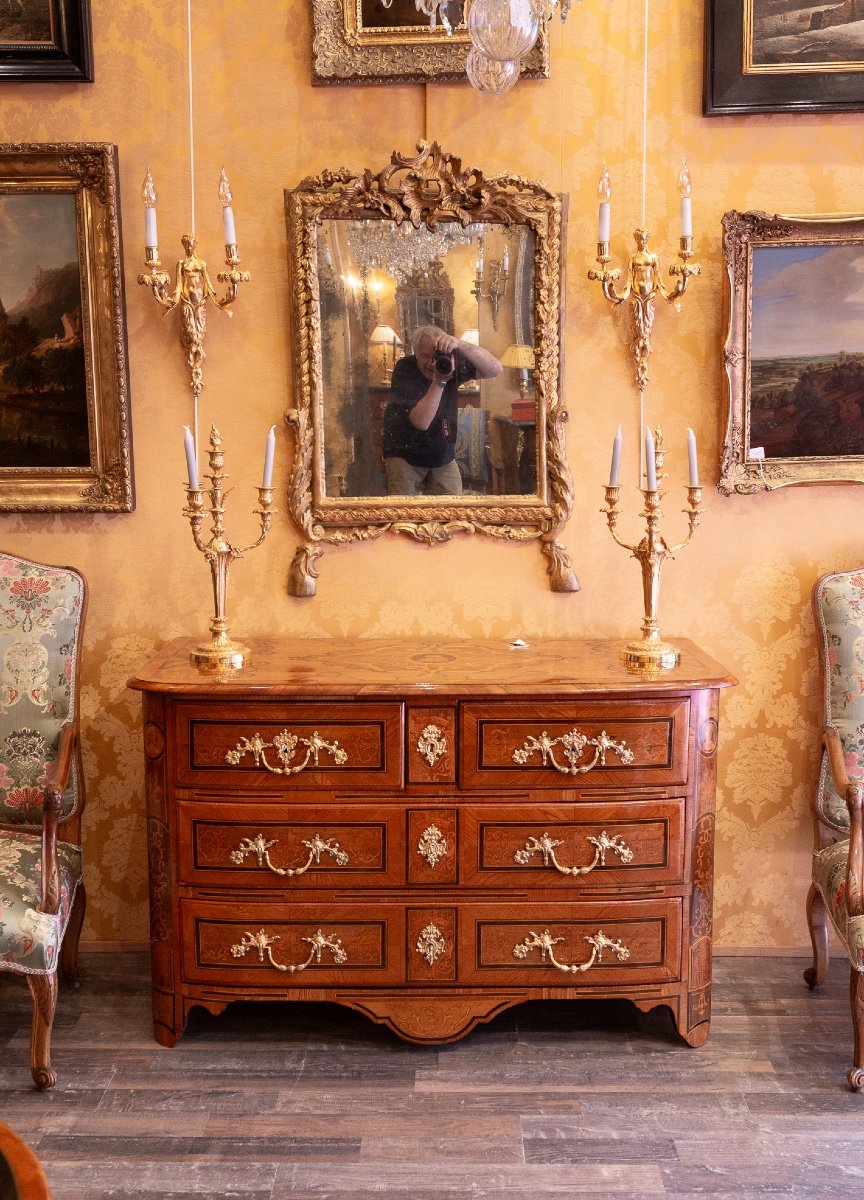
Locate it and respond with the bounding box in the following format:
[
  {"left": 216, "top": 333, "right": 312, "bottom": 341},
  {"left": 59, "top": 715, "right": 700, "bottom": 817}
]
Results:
[
  {"left": 38, "top": 720, "right": 78, "bottom": 916},
  {"left": 824, "top": 724, "right": 864, "bottom": 919}
]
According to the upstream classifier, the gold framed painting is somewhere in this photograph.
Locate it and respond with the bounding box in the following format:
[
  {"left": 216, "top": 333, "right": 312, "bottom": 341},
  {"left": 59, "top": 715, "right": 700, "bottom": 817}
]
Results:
[
  {"left": 311, "top": 0, "right": 549, "bottom": 85},
  {"left": 0, "top": 143, "right": 134, "bottom": 512},
  {"left": 0, "top": 0, "right": 92, "bottom": 82},
  {"left": 719, "top": 209, "right": 864, "bottom": 494},
  {"left": 705, "top": 0, "right": 864, "bottom": 114}
]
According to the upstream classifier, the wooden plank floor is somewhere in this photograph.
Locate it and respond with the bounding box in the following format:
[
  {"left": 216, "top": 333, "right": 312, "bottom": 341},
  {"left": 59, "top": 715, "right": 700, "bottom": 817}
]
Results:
[{"left": 2, "top": 954, "right": 864, "bottom": 1199}]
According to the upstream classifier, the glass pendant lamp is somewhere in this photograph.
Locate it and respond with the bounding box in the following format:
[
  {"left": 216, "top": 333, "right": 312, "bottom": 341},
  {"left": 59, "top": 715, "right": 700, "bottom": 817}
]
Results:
[
  {"left": 465, "top": 46, "right": 521, "bottom": 95},
  {"left": 468, "top": 0, "right": 540, "bottom": 62}
]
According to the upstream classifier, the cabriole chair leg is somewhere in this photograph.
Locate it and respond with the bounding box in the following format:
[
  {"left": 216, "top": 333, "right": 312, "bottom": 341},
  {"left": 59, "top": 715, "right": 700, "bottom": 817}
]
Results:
[
  {"left": 804, "top": 882, "right": 830, "bottom": 989},
  {"left": 27, "top": 972, "right": 58, "bottom": 1091}
]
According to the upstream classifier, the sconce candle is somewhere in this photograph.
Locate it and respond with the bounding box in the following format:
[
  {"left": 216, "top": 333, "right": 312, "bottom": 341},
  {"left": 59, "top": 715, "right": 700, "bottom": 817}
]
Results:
[
  {"left": 183, "top": 425, "right": 199, "bottom": 490},
  {"left": 645, "top": 427, "right": 657, "bottom": 491},
  {"left": 598, "top": 165, "right": 611, "bottom": 243},
  {"left": 687, "top": 427, "right": 699, "bottom": 486},
  {"left": 219, "top": 168, "right": 237, "bottom": 247},
  {"left": 609, "top": 425, "right": 622, "bottom": 486},
  {"left": 678, "top": 161, "right": 693, "bottom": 239},
  {"left": 262, "top": 425, "right": 276, "bottom": 488},
  {"left": 142, "top": 168, "right": 158, "bottom": 250}
]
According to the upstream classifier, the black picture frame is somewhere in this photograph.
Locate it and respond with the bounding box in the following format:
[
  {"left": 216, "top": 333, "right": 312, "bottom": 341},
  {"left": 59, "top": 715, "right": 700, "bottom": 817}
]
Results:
[
  {"left": 0, "top": 0, "right": 93, "bottom": 83},
  {"left": 704, "top": 0, "right": 864, "bottom": 115}
]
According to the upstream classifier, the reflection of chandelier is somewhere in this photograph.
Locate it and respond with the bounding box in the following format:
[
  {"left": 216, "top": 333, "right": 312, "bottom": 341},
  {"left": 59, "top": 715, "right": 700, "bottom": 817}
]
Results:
[
  {"left": 379, "top": 0, "right": 581, "bottom": 96},
  {"left": 347, "top": 221, "right": 479, "bottom": 285}
]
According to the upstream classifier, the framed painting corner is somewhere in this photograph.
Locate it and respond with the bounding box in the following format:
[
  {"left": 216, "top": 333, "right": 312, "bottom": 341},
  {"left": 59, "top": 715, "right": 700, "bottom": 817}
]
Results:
[
  {"left": 310, "top": 0, "right": 549, "bottom": 86},
  {"left": 704, "top": 0, "right": 864, "bottom": 116},
  {"left": 0, "top": 0, "right": 93, "bottom": 83},
  {"left": 0, "top": 141, "right": 134, "bottom": 513},
  {"left": 718, "top": 208, "right": 864, "bottom": 494}
]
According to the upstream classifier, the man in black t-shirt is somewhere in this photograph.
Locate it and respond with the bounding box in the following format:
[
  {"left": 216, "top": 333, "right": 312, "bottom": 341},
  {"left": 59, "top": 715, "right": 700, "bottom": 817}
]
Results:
[{"left": 382, "top": 324, "right": 502, "bottom": 496}]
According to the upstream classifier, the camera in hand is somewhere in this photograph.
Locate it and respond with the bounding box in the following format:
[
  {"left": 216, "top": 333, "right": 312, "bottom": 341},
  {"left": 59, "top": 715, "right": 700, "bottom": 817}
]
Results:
[{"left": 434, "top": 353, "right": 455, "bottom": 379}]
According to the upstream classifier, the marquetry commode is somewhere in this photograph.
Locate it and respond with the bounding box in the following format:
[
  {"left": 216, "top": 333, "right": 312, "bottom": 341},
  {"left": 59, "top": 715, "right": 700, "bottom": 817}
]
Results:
[{"left": 129, "top": 637, "right": 734, "bottom": 1048}]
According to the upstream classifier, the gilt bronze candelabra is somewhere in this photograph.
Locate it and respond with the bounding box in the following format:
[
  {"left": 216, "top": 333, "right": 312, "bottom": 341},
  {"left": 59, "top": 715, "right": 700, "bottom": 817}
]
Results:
[
  {"left": 183, "top": 426, "right": 275, "bottom": 669},
  {"left": 602, "top": 439, "right": 703, "bottom": 670}
]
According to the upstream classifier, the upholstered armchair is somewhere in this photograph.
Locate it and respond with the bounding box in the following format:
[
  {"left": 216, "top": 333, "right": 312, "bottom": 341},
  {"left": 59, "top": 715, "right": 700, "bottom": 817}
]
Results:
[
  {"left": 0, "top": 552, "right": 87, "bottom": 1090},
  {"left": 806, "top": 568, "right": 864, "bottom": 1090}
]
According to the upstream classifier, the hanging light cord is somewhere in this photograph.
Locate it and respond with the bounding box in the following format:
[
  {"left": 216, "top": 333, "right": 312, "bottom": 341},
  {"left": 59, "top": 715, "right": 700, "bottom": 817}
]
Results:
[
  {"left": 641, "top": 0, "right": 648, "bottom": 229},
  {"left": 186, "top": 0, "right": 196, "bottom": 238}
]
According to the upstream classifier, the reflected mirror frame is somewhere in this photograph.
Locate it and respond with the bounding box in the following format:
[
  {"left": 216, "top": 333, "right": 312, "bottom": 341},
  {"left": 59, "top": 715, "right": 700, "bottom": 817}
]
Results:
[{"left": 283, "top": 140, "right": 577, "bottom": 597}]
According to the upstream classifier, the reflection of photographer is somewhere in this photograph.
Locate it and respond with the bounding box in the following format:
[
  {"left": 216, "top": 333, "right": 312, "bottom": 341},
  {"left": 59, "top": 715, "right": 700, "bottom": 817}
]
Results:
[{"left": 382, "top": 324, "right": 502, "bottom": 496}]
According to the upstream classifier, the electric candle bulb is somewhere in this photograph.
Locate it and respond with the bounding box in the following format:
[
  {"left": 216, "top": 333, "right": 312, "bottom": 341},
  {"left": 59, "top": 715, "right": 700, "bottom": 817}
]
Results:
[
  {"left": 142, "top": 167, "right": 158, "bottom": 250},
  {"left": 644, "top": 427, "right": 657, "bottom": 491},
  {"left": 678, "top": 160, "right": 693, "bottom": 239},
  {"left": 598, "top": 164, "right": 611, "bottom": 244},
  {"left": 262, "top": 425, "right": 276, "bottom": 488},
  {"left": 219, "top": 167, "right": 237, "bottom": 247},
  {"left": 687, "top": 427, "right": 699, "bottom": 487},
  {"left": 183, "top": 425, "right": 199, "bottom": 490},
  {"left": 609, "top": 425, "right": 622, "bottom": 487}
]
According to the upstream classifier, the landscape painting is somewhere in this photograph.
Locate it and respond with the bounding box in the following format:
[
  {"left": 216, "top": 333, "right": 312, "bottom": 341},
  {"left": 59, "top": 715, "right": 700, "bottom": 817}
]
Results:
[
  {"left": 750, "top": 1, "right": 864, "bottom": 69},
  {"left": 720, "top": 210, "right": 864, "bottom": 492},
  {"left": 0, "top": 1, "right": 52, "bottom": 45},
  {"left": 0, "top": 192, "right": 89, "bottom": 468},
  {"left": 748, "top": 243, "right": 864, "bottom": 459}
]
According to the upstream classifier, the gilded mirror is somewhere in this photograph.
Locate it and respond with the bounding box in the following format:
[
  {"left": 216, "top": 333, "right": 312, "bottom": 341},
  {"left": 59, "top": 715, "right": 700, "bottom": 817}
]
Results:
[{"left": 284, "top": 141, "right": 576, "bottom": 596}]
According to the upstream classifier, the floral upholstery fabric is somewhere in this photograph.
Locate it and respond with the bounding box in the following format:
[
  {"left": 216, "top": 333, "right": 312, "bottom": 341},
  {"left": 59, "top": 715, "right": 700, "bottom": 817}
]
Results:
[
  {"left": 0, "top": 554, "right": 84, "bottom": 828},
  {"left": 813, "top": 570, "right": 864, "bottom": 834},
  {"left": 0, "top": 830, "right": 82, "bottom": 975},
  {"left": 812, "top": 839, "right": 864, "bottom": 972}
]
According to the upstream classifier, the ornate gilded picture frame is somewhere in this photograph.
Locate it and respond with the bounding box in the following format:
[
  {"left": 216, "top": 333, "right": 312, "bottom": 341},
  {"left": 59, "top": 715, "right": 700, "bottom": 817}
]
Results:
[
  {"left": 718, "top": 210, "right": 864, "bottom": 495},
  {"left": 705, "top": 0, "right": 864, "bottom": 115},
  {"left": 311, "top": 0, "right": 549, "bottom": 85},
  {"left": 0, "top": 143, "right": 134, "bottom": 512},
  {"left": 283, "top": 140, "right": 575, "bottom": 595},
  {"left": 0, "top": 0, "right": 93, "bottom": 82}
]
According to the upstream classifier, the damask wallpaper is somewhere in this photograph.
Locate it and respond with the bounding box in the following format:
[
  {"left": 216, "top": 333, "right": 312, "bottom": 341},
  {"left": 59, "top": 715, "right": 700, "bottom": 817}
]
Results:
[{"left": 1, "top": 0, "right": 860, "bottom": 949}]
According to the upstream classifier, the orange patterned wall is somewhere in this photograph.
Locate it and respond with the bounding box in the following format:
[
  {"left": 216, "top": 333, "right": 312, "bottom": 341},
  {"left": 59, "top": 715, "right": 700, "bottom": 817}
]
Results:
[{"left": 2, "top": 0, "right": 859, "bottom": 947}]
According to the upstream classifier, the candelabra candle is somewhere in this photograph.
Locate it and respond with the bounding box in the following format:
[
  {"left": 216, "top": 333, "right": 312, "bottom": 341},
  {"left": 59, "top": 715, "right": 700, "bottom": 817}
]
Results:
[
  {"left": 601, "top": 473, "right": 703, "bottom": 670},
  {"left": 183, "top": 425, "right": 276, "bottom": 669}
]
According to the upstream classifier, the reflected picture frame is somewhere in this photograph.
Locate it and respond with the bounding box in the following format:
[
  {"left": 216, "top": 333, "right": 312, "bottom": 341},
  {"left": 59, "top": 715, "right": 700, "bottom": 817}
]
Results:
[
  {"left": 718, "top": 209, "right": 864, "bottom": 495},
  {"left": 0, "top": 143, "right": 134, "bottom": 512},
  {"left": 704, "top": 0, "right": 864, "bottom": 115},
  {"left": 0, "top": 0, "right": 93, "bottom": 82},
  {"left": 310, "top": 0, "right": 549, "bottom": 85}
]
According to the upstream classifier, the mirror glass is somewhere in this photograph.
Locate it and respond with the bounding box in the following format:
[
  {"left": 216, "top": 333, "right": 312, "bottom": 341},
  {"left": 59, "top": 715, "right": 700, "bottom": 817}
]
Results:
[{"left": 316, "top": 218, "right": 536, "bottom": 500}]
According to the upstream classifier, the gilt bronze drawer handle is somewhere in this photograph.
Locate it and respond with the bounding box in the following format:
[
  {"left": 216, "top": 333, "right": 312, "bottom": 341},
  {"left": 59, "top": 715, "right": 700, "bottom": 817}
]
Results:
[
  {"left": 416, "top": 723, "right": 448, "bottom": 767},
  {"left": 511, "top": 727, "right": 634, "bottom": 775},
  {"left": 229, "top": 832, "right": 349, "bottom": 876},
  {"left": 514, "top": 830, "right": 634, "bottom": 875},
  {"left": 417, "top": 824, "right": 448, "bottom": 868},
  {"left": 415, "top": 923, "right": 447, "bottom": 965},
  {"left": 513, "top": 928, "right": 630, "bottom": 974},
  {"left": 225, "top": 729, "right": 348, "bottom": 775},
  {"left": 230, "top": 927, "right": 347, "bottom": 973}
]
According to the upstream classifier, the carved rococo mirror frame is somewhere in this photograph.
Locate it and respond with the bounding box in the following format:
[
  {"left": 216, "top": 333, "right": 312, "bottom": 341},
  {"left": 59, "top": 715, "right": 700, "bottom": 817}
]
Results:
[{"left": 284, "top": 141, "right": 577, "bottom": 598}]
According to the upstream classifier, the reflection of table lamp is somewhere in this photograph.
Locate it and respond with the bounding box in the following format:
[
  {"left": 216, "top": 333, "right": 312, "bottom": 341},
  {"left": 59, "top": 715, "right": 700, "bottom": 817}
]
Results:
[
  {"left": 460, "top": 327, "right": 480, "bottom": 346},
  {"left": 500, "top": 343, "right": 535, "bottom": 400},
  {"left": 369, "top": 324, "right": 402, "bottom": 384}
]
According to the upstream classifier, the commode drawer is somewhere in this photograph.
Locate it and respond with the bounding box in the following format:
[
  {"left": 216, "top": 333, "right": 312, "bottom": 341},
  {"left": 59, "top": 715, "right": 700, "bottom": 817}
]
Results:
[
  {"left": 462, "top": 799, "right": 686, "bottom": 890},
  {"left": 458, "top": 899, "right": 681, "bottom": 986},
  {"left": 177, "top": 801, "right": 405, "bottom": 888},
  {"left": 460, "top": 699, "right": 689, "bottom": 790},
  {"left": 174, "top": 701, "right": 403, "bottom": 791},
  {"left": 181, "top": 900, "right": 403, "bottom": 986}
]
